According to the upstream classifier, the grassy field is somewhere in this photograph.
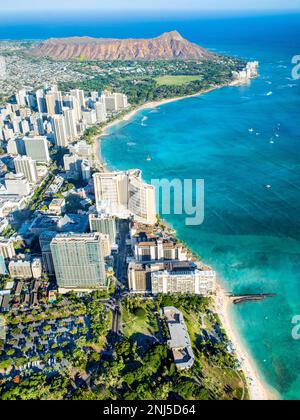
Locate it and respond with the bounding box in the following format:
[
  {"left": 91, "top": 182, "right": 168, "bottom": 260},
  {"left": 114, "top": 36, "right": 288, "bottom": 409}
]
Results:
[
  {"left": 123, "top": 305, "right": 158, "bottom": 339},
  {"left": 155, "top": 75, "right": 203, "bottom": 86},
  {"left": 181, "top": 308, "right": 249, "bottom": 400}
]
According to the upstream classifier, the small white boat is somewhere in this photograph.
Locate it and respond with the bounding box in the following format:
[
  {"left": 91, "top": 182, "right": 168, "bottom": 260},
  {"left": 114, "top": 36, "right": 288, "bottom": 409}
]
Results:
[
  {"left": 265, "top": 184, "right": 272, "bottom": 189},
  {"left": 266, "top": 91, "right": 273, "bottom": 96},
  {"left": 146, "top": 155, "right": 152, "bottom": 161},
  {"left": 248, "top": 128, "right": 254, "bottom": 133}
]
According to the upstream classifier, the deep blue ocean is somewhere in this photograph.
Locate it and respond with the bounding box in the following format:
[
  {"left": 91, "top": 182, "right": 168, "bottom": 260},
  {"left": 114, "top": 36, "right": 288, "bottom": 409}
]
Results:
[{"left": 2, "top": 10, "right": 300, "bottom": 399}]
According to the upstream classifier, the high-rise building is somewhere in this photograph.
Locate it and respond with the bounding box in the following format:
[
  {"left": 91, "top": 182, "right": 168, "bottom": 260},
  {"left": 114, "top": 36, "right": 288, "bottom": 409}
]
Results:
[
  {"left": 65, "top": 94, "right": 82, "bottom": 122},
  {"left": 151, "top": 269, "right": 216, "bottom": 296},
  {"left": 15, "top": 89, "right": 27, "bottom": 107},
  {"left": 95, "top": 101, "right": 107, "bottom": 123},
  {"left": 114, "top": 93, "right": 128, "bottom": 110},
  {"left": 52, "top": 115, "right": 68, "bottom": 147},
  {"left": 93, "top": 170, "right": 156, "bottom": 225},
  {"left": 14, "top": 155, "right": 38, "bottom": 184},
  {"left": 93, "top": 171, "right": 128, "bottom": 209},
  {"left": 8, "top": 259, "right": 32, "bottom": 279},
  {"left": 99, "top": 233, "right": 111, "bottom": 258},
  {"left": 31, "top": 258, "right": 42, "bottom": 279},
  {"left": 101, "top": 92, "right": 117, "bottom": 112},
  {"left": 11, "top": 116, "right": 21, "bottom": 134},
  {"left": 63, "top": 107, "right": 78, "bottom": 140},
  {"left": 0, "top": 238, "right": 16, "bottom": 260},
  {"left": 133, "top": 238, "right": 187, "bottom": 262},
  {"left": 34, "top": 113, "right": 46, "bottom": 135},
  {"left": 68, "top": 141, "right": 93, "bottom": 165},
  {"left": 101, "top": 91, "right": 128, "bottom": 113},
  {"left": 70, "top": 89, "right": 85, "bottom": 108},
  {"left": 128, "top": 171, "right": 156, "bottom": 225},
  {"left": 50, "top": 233, "right": 108, "bottom": 290},
  {"left": 23, "top": 135, "right": 50, "bottom": 163},
  {"left": 46, "top": 88, "right": 63, "bottom": 115},
  {"left": 20, "top": 119, "right": 30, "bottom": 135},
  {"left": 82, "top": 109, "right": 97, "bottom": 126},
  {"left": 5, "top": 173, "right": 31, "bottom": 196},
  {"left": 81, "top": 160, "right": 91, "bottom": 182},
  {"left": 7, "top": 137, "right": 26, "bottom": 156},
  {"left": 35, "top": 89, "right": 47, "bottom": 114},
  {"left": 45, "top": 92, "right": 56, "bottom": 115},
  {"left": 89, "top": 214, "right": 117, "bottom": 246},
  {"left": 63, "top": 154, "right": 82, "bottom": 179},
  {"left": 0, "top": 255, "right": 7, "bottom": 275}
]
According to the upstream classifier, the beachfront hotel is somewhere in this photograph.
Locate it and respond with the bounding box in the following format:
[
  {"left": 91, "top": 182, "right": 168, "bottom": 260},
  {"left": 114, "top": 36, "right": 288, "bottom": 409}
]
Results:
[
  {"left": 151, "top": 268, "right": 216, "bottom": 296},
  {"left": 93, "top": 170, "right": 157, "bottom": 225}
]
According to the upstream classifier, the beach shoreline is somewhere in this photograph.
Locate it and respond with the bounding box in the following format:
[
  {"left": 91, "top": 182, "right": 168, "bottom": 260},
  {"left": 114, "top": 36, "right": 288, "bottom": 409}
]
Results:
[
  {"left": 92, "top": 85, "right": 222, "bottom": 166},
  {"left": 214, "top": 283, "right": 279, "bottom": 400},
  {"left": 92, "top": 85, "right": 279, "bottom": 401}
]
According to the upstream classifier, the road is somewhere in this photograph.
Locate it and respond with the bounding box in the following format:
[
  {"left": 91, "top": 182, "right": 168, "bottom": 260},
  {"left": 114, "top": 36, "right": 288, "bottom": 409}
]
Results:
[{"left": 115, "top": 220, "right": 130, "bottom": 288}]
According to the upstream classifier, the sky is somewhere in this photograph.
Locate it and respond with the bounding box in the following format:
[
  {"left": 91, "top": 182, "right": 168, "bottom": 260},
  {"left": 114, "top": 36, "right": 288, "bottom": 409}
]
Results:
[{"left": 1, "top": 0, "right": 300, "bottom": 12}]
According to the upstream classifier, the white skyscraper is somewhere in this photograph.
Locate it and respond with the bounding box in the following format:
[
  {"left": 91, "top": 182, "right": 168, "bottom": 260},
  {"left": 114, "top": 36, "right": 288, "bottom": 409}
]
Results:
[
  {"left": 5, "top": 173, "right": 31, "bottom": 196},
  {"left": 94, "top": 172, "right": 128, "bottom": 209},
  {"left": 82, "top": 109, "right": 97, "bottom": 126},
  {"left": 15, "top": 89, "right": 27, "bottom": 107},
  {"left": 70, "top": 89, "right": 85, "bottom": 108},
  {"left": 128, "top": 171, "right": 156, "bottom": 225},
  {"left": 63, "top": 108, "right": 78, "bottom": 140},
  {"left": 14, "top": 155, "right": 38, "bottom": 184},
  {"left": 46, "top": 89, "right": 63, "bottom": 115},
  {"left": 23, "top": 136, "right": 50, "bottom": 163},
  {"left": 93, "top": 170, "right": 156, "bottom": 225},
  {"left": 95, "top": 101, "right": 107, "bottom": 123}
]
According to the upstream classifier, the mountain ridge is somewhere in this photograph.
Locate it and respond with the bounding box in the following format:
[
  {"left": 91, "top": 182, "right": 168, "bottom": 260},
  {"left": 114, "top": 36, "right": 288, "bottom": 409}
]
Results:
[{"left": 29, "top": 31, "right": 215, "bottom": 61}]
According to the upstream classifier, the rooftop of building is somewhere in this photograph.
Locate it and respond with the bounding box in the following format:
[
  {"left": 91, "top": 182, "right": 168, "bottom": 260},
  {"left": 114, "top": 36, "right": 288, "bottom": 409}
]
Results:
[
  {"left": 30, "top": 213, "right": 88, "bottom": 233},
  {"left": 163, "top": 306, "right": 194, "bottom": 369},
  {"left": 51, "top": 232, "right": 102, "bottom": 243}
]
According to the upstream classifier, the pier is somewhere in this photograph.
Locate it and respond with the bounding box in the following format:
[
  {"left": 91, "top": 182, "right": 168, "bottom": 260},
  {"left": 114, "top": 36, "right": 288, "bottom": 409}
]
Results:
[{"left": 229, "top": 293, "right": 277, "bottom": 305}]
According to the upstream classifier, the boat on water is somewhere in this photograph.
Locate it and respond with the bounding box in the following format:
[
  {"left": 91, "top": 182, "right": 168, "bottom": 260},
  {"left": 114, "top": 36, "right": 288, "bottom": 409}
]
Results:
[{"left": 146, "top": 155, "right": 152, "bottom": 161}]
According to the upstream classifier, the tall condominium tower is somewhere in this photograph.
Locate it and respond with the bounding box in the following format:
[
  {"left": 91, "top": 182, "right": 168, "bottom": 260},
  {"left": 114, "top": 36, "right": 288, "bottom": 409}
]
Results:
[
  {"left": 63, "top": 107, "right": 78, "bottom": 140},
  {"left": 35, "top": 89, "right": 47, "bottom": 114},
  {"left": 70, "top": 89, "right": 85, "bottom": 108},
  {"left": 23, "top": 135, "right": 50, "bottom": 163},
  {"left": 52, "top": 115, "right": 68, "bottom": 148},
  {"left": 93, "top": 170, "right": 156, "bottom": 225},
  {"left": 14, "top": 155, "right": 38, "bottom": 184},
  {"left": 50, "top": 233, "right": 107, "bottom": 290}
]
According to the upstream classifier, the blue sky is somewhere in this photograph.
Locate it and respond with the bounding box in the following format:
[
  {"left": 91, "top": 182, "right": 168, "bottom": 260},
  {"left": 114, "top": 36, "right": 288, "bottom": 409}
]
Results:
[{"left": 2, "top": 0, "right": 300, "bottom": 11}]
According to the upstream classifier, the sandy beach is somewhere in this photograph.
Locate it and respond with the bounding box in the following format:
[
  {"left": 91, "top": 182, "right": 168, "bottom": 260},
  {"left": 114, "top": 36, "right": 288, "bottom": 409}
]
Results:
[
  {"left": 214, "top": 284, "right": 279, "bottom": 400},
  {"left": 91, "top": 86, "right": 279, "bottom": 401}
]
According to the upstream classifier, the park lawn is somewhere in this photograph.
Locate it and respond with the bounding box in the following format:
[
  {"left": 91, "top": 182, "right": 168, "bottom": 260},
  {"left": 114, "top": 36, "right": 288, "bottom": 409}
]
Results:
[
  {"left": 181, "top": 308, "right": 249, "bottom": 400},
  {"left": 155, "top": 75, "right": 203, "bottom": 86},
  {"left": 123, "top": 306, "right": 158, "bottom": 339}
]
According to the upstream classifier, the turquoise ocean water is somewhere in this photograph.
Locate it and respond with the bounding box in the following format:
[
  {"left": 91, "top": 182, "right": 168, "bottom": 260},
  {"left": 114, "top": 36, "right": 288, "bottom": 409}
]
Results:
[
  {"left": 2, "top": 10, "right": 300, "bottom": 400},
  {"left": 99, "top": 15, "right": 300, "bottom": 399}
]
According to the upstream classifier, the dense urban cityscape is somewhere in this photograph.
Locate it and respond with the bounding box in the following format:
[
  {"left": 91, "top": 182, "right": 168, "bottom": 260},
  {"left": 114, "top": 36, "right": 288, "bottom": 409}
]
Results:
[{"left": 0, "top": 76, "right": 251, "bottom": 399}]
